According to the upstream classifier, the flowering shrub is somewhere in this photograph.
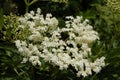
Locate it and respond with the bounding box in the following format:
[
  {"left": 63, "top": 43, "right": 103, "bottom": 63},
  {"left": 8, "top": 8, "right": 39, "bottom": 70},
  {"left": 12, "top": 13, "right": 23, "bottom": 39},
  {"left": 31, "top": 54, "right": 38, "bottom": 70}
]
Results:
[{"left": 15, "top": 8, "right": 105, "bottom": 77}]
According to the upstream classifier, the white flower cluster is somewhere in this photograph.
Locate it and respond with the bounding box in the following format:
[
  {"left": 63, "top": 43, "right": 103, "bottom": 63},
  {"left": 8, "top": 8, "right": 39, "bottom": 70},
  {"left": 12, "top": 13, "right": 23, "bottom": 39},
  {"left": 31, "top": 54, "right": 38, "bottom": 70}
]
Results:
[
  {"left": 106, "top": 0, "right": 120, "bottom": 13},
  {"left": 18, "top": 8, "right": 58, "bottom": 42},
  {"left": 15, "top": 8, "right": 105, "bottom": 77},
  {"left": 15, "top": 40, "right": 41, "bottom": 66}
]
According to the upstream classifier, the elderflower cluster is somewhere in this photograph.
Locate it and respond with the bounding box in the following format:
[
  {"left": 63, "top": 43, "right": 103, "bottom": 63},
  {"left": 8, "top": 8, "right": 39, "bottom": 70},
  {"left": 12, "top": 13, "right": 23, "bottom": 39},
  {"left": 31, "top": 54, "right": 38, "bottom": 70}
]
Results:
[
  {"left": 15, "top": 8, "right": 105, "bottom": 77},
  {"left": 15, "top": 40, "right": 41, "bottom": 66},
  {"left": 106, "top": 0, "right": 120, "bottom": 13},
  {"left": 18, "top": 8, "right": 58, "bottom": 42}
]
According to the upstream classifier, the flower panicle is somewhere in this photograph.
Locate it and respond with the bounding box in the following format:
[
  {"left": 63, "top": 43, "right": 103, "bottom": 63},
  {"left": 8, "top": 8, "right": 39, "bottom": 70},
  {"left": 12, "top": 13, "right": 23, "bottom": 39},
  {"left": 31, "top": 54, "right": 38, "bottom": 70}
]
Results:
[{"left": 15, "top": 8, "right": 106, "bottom": 77}]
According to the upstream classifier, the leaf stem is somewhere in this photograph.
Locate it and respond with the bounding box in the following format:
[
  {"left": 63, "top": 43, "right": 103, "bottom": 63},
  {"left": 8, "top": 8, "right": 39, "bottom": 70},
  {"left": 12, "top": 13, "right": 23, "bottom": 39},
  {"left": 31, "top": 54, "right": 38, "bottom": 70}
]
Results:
[{"left": 24, "top": 0, "right": 38, "bottom": 13}]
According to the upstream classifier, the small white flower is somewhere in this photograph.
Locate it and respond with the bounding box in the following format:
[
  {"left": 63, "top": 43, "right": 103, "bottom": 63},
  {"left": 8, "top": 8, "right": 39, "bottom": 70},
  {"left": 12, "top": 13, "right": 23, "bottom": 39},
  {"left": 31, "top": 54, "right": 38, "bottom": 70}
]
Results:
[
  {"left": 30, "top": 10, "right": 35, "bottom": 15},
  {"left": 28, "top": 31, "right": 43, "bottom": 42},
  {"left": 18, "top": 17, "right": 27, "bottom": 24},
  {"left": 37, "top": 8, "right": 41, "bottom": 14},
  {"left": 81, "top": 71, "right": 88, "bottom": 77},
  {"left": 27, "top": 21, "right": 35, "bottom": 28},
  {"left": 46, "top": 13, "right": 52, "bottom": 18},
  {"left": 15, "top": 40, "right": 21, "bottom": 48},
  {"left": 21, "top": 41, "right": 27, "bottom": 47},
  {"left": 25, "top": 13, "right": 33, "bottom": 20},
  {"left": 77, "top": 71, "right": 88, "bottom": 77},
  {"left": 85, "top": 68, "right": 92, "bottom": 75},
  {"left": 21, "top": 58, "right": 28, "bottom": 63},
  {"left": 18, "top": 25, "right": 25, "bottom": 28},
  {"left": 93, "top": 67, "right": 101, "bottom": 73},
  {"left": 29, "top": 56, "right": 41, "bottom": 66},
  {"left": 18, "top": 47, "right": 24, "bottom": 53},
  {"left": 51, "top": 55, "right": 58, "bottom": 63},
  {"left": 66, "top": 16, "right": 74, "bottom": 19}
]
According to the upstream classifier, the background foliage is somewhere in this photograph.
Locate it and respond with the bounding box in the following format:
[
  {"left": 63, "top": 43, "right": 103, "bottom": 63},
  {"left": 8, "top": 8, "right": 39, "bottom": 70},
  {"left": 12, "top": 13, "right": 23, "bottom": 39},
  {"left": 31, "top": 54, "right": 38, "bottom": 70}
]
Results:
[{"left": 0, "top": 0, "right": 120, "bottom": 80}]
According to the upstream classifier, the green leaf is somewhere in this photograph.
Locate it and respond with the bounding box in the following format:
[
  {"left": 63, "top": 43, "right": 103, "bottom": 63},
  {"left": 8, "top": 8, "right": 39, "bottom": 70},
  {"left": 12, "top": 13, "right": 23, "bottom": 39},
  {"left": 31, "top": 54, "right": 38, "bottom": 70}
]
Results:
[
  {"left": 83, "top": 9, "right": 96, "bottom": 19},
  {"left": 106, "top": 47, "right": 120, "bottom": 65},
  {"left": 0, "top": 41, "right": 18, "bottom": 53}
]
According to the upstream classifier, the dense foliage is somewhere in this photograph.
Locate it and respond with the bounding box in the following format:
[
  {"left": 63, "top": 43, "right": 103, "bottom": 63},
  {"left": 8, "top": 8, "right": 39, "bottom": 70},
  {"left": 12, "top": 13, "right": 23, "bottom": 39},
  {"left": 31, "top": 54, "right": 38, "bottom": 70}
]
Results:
[{"left": 0, "top": 0, "right": 120, "bottom": 80}]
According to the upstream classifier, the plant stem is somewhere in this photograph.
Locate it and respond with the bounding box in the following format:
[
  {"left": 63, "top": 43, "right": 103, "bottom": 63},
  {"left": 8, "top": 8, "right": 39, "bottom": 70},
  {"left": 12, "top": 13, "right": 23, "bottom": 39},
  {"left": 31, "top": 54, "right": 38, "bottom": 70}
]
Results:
[
  {"left": 25, "top": 4, "right": 29, "bottom": 13},
  {"left": 24, "top": 0, "right": 29, "bottom": 13},
  {"left": 29, "top": 0, "right": 38, "bottom": 6},
  {"left": 24, "top": 0, "right": 38, "bottom": 13}
]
